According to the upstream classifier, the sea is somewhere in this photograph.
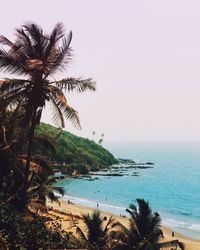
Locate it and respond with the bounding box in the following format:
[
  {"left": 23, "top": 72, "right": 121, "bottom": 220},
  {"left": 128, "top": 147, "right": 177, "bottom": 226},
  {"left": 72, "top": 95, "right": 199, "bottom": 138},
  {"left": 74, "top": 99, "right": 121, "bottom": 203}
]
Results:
[{"left": 56, "top": 141, "right": 200, "bottom": 240}]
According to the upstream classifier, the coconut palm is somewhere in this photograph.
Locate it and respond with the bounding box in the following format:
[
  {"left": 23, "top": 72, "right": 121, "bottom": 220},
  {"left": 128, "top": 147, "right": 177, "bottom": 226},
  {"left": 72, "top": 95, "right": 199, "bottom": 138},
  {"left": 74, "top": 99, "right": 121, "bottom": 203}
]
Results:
[
  {"left": 111, "top": 199, "right": 184, "bottom": 250},
  {"left": 92, "top": 131, "right": 96, "bottom": 141},
  {"left": 98, "top": 133, "right": 104, "bottom": 145},
  {"left": 76, "top": 210, "right": 115, "bottom": 249},
  {"left": 126, "top": 199, "right": 163, "bottom": 249},
  {"left": 0, "top": 22, "right": 96, "bottom": 177}
]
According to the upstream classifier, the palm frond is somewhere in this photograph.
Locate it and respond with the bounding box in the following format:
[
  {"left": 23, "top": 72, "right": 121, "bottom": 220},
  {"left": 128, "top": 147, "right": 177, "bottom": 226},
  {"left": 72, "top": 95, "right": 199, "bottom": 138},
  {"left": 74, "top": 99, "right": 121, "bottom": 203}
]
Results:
[
  {"left": 44, "top": 23, "right": 65, "bottom": 61},
  {"left": 0, "top": 48, "right": 28, "bottom": 75},
  {"left": 159, "top": 240, "right": 185, "bottom": 250},
  {"left": 6, "top": 99, "right": 24, "bottom": 138},
  {"left": 111, "top": 221, "right": 131, "bottom": 239},
  {"left": 104, "top": 216, "right": 115, "bottom": 233},
  {"left": 47, "top": 86, "right": 66, "bottom": 127},
  {"left": 28, "top": 199, "right": 47, "bottom": 213},
  {"left": 81, "top": 210, "right": 105, "bottom": 244},
  {"left": 53, "top": 77, "right": 96, "bottom": 93},
  {"left": 123, "top": 199, "right": 164, "bottom": 249},
  {"left": 49, "top": 23, "right": 65, "bottom": 43},
  {"left": 0, "top": 78, "right": 29, "bottom": 94},
  {"left": 46, "top": 191, "right": 60, "bottom": 203},
  {"left": 0, "top": 87, "right": 26, "bottom": 110},
  {"left": 61, "top": 104, "right": 80, "bottom": 128},
  {"left": 0, "top": 35, "right": 15, "bottom": 47},
  {"left": 30, "top": 156, "right": 53, "bottom": 175},
  {"left": 76, "top": 226, "right": 87, "bottom": 241},
  {"left": 48, "top": 31, "right": 73, "bottom": 74},
  {"left": 125, "top": 207, "right": 136, "bottom": 221},
  {"left": 23, "top": 23, "right": 47, "bottom": 58},
  {"left": 178, "top": 241, "right": 185, "bottom": 250},
  {"left": 111, "top": 242, "right": 132, "bottom": 250},
  {"left": 15, "top": 27, "right": 35, "bottom": 58},
  {"left": 50, "top": 97, "right": 65, "bottom": 128},
  {"left": 52, "top": 186, "right": 64, "bottom": 196},
  {"left": 49, "top": 93, "right": 80, "bottom": 129},
  {"left": 48, "top": 85, "right": 67, "bottom": 102}
]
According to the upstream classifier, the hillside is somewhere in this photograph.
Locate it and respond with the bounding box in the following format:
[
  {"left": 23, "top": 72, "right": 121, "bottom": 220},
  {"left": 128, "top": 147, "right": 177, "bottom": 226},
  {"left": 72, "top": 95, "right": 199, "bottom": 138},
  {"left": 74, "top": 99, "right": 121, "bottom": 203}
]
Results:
[{"left": 35, "top": 123, "right": 118, "bottom": 174}]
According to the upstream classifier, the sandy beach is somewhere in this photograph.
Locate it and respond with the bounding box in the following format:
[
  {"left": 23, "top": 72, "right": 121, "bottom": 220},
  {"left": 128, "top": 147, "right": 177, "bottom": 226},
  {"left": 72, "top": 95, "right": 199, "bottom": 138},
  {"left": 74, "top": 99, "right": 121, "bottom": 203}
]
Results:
[{"left": 47, "top": 199, "right": 200, "bottom": 250}]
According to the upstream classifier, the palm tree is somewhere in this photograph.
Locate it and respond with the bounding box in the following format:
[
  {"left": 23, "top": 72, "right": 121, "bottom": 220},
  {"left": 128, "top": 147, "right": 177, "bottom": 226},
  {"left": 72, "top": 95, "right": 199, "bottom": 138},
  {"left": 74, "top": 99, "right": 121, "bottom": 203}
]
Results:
[
  {"left": 111, "top": 199, "right": 184, "bottom": 250},
  {"left": 76, "top": 210, "right": 115, "bottom": 249},
  {"left": 98, "top": 133, "right": 104, "bottom": 145},
  {"left": 126, "top": 199, "right": 163, "bottom": 249},
  {"left": 0, "top": 22, "right": 96, "bottom": 179},
  {"left": 92, "top": 131, "right": 96, "bottom": 141}
]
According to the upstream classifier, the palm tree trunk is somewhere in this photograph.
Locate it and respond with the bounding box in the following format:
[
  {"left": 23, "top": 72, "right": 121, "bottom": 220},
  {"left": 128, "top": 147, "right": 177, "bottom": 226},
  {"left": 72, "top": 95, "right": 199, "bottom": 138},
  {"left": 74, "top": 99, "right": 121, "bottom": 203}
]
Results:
[{"left": 25, "top": 106, "right": 37, "bottom": 178}]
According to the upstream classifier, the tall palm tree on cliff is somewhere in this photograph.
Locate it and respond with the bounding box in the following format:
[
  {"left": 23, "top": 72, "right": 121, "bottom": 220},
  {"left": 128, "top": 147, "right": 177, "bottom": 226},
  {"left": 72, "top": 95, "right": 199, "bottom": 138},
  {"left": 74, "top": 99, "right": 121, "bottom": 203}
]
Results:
[
  {"left": 0, "top": 22, "right": 96, "bottom": 176},
  {"left": 92, "top": 131, "right": 96, "bottom": 141}
]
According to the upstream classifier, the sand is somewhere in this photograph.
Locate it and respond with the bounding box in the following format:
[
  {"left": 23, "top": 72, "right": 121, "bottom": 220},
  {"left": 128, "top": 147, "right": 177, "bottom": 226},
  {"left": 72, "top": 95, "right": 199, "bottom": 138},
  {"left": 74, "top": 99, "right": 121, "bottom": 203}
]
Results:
[{"left": 47, "top": 199, "right": 200, "bottom": 250}]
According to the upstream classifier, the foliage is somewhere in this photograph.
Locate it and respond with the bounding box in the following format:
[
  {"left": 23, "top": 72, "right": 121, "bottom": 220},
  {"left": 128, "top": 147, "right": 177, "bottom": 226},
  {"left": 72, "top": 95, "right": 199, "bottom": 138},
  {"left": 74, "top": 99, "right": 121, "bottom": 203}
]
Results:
[
  {"left": 0, "top": 22, "right": 184, "bottom": 250},
  {"left": 0, "top": 22, "right": 96, "bottom": 193},
  {"left": 0, "top": 22, "right": 95, "bottom": 131},
  {"left": 76, "top": 210, "right": 115, "bottom": 249},
  {"left": 0, "top": 195, "right": 82, "bottom": 249},
  {"left": 126, "top": 198, "right": 163, "bottom": 249},
  {"left": 111, "top": 199, "right": 185, "bottom": 250},
  {"left": 36, "top": 123, "right": 118, "bottom": 173},
  {"left": 0, "top": 22, "right": 95, "bottom": 211}
]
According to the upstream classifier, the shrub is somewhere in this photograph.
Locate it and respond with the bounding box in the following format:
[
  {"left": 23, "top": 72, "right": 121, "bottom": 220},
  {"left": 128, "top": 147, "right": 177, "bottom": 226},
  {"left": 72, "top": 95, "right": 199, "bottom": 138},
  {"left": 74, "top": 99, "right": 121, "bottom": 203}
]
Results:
[{"left": 0, "top": 195, "right": 82, "bottom": 249}]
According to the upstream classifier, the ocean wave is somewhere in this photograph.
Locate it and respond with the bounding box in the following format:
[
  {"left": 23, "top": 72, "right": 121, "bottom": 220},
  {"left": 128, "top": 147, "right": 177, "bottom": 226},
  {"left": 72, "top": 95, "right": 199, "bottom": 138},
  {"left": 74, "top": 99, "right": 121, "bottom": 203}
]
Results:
[
  {"left": 166, "top": 208, "right": 200, "bottom": 219},
  {"left": 180, "top": 212, "right": 192, "bottom": 216},
  {"left": 62, "top": 194, "right": 127, "bottom": 215},
  {"left": 55, "top": 193, "right": 200, "bottom": 237},
  {"left": 62, "top": 194, "right": 200, "bottom": 233},
  {"left": 162, "top": 218, "right": 200, "bottom": 232}
]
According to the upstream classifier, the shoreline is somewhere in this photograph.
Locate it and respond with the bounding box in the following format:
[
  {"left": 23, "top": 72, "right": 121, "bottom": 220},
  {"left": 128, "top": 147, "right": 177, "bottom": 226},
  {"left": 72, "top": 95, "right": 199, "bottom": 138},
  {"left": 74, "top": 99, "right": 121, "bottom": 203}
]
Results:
[
  {"left": 48, "top": 199, "right": 200, "bottom": 250},
  {"left": 57, "top": 193, "right": 200, "bottom": 239}
]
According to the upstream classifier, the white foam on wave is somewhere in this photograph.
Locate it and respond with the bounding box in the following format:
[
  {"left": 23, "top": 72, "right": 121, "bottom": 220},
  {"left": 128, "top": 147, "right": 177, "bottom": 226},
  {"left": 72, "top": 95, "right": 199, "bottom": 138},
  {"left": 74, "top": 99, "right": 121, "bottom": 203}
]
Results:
[
  {"left": 62, "top": 194, "right": 127, "bottom": 215},
  {"left": 162, "top": 217, "right": 200, "bottom": 232},
  {"left": 61, "top": 194, "right": 200, "bottom": 237}
]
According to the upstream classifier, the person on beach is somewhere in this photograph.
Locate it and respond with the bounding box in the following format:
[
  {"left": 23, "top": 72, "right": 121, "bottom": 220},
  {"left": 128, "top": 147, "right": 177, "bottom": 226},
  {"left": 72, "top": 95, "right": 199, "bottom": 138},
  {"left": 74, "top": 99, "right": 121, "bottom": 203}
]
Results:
[{"left": 97, "top": 202, "right": 99, "bottom": 209}]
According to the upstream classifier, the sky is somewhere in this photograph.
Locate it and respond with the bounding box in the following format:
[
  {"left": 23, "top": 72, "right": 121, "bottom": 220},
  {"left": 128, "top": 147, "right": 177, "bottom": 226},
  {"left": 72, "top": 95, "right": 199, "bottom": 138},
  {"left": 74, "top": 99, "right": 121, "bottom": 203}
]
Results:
[{"left": 1, "top": 0, "right": 200, "bottom": 142}]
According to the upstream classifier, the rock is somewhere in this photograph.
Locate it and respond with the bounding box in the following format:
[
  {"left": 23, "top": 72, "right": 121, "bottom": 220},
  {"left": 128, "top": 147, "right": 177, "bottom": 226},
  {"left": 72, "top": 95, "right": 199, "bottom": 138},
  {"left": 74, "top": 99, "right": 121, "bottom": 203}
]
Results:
[{"left": 145, "top": 162, "right": 154, "bottom": 165}]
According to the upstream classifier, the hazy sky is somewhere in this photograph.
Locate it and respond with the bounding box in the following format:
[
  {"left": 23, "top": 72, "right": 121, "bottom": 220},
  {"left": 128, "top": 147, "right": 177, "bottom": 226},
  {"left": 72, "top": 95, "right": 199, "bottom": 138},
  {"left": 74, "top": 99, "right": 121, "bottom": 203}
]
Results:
[{"left": 1, "top": 0, "right": 200, "bottom": 142}]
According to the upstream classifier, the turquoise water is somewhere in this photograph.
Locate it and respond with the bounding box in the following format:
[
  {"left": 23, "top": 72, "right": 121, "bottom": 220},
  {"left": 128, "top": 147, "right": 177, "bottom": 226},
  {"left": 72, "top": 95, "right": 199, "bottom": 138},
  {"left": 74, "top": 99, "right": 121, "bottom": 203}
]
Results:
[{"left": 57, "top": 142, "right": 200, "bottom": 240}]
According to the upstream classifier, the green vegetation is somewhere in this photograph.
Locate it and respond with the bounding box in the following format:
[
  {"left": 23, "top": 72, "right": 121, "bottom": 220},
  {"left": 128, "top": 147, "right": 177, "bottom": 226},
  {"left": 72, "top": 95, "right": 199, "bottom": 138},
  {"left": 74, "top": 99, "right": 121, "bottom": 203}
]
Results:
[
  {"left": 111, "top": 199, "right": 184, "bottom": 250},
  {"left": 0, "top": 22, "right": 185, "bottom": 250},
  {"left": 0, "top": 21, "right": 96, "bottom": 211},
  {"left": 0, "top": 22, "right": 96, "bottom": 248},
  {"left": 0, "top": 21, "right": 95, "bottom": 199},
  {"left": 36, "top": 123, "right": 118, "bottom": 174},
  {"left": 76, "top": 210, "right": 116, "bottom": 249},
  {"left": 0, "top": 196, "right": 83, "bottom": 249},
  {"left": 75, "top": 200, "right": 185, "bottom": 250}
]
